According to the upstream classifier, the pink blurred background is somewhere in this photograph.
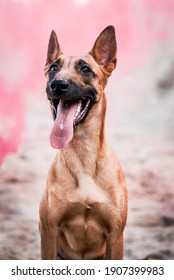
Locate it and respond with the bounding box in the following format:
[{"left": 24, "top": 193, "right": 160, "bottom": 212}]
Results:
[{"left": 0, "top": 0, "right": 174, "bottom": 166}]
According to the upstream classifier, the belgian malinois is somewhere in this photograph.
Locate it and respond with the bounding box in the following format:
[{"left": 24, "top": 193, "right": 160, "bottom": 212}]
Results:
[{"left": 39, "top": 25, "right": 127, "bottom": 260}]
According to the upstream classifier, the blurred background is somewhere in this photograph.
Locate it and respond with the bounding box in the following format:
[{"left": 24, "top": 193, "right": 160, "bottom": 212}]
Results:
[{"left": 0, "top": 0, "right": 174, "bottom": 259}]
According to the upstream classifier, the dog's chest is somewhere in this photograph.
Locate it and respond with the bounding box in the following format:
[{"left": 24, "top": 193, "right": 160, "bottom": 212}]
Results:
[{"left": 66, "top": 173, "right": 108, "bottom": 204}]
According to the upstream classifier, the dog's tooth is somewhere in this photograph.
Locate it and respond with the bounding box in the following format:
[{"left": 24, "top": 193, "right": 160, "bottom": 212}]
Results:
[
  {"left": 77, "top": 107, "right": 81, "bottom": 114},
  {"left": 74, "top": 100, "right": 83, "bottom": 119},
  {"left": 78, "top": 100, "right": 82, "bottom": 110},
  {"left": 74, "top": 112, "right": 78, "bottom": 120},
  {"left": 75, "top": 110, "right": 79, "bottom": 117}
]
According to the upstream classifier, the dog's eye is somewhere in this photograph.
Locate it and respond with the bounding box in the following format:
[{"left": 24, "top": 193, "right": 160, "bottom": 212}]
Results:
[
  {"left": 49, "top": 64, "right": 58, "bottom": 72},
  {"left": 81, "top": 66, "right": 91, "bottom": 74}
]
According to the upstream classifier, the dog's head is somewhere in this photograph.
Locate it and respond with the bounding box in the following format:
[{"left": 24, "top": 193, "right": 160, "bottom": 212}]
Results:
[{"left": 44, "top": 25, "right": 117, "bottom": 149}]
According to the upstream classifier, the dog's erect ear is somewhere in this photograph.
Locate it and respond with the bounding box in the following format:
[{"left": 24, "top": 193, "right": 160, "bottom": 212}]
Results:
[
  {"left": 45, "top": 30, "right": 62, "bottom": 65},
  {"left": 89, "top": 25, "right": 117, "bottom": 76}
]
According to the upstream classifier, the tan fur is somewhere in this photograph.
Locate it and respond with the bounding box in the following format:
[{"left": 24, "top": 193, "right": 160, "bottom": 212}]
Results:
[{"left": 39, "top": 26, "right": 127, "bottom": 260}]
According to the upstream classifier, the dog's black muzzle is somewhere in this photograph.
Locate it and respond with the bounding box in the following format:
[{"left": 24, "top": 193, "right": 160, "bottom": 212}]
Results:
[
  {"left": 46, "top": 78, "right": 97, "bottom": 103},
  {"left": 46, "top": 78, "right": 97, "bottom": 126}
]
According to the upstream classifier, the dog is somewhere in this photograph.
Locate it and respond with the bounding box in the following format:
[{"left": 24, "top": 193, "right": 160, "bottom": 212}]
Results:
[{"left": 39, "top": 25, "right": 128, "bottom": 260}]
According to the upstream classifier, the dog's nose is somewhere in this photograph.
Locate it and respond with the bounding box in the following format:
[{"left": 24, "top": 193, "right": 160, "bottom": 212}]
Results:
[{"left": 50, "top": 79, "right": 69, "bottom": 93}]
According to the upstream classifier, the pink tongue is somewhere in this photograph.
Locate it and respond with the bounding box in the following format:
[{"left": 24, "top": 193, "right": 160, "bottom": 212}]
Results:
[{"left": 50, "top": 102, "right": 78, "bottom": 149}]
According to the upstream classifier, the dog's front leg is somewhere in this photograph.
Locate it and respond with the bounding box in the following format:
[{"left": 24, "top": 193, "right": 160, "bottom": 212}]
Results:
[
  {"left": 39, "top": 222, "right": 58, "bottom": 260},
  {"left": 106, "top": 232, "right": 124, "bottom": 260}
]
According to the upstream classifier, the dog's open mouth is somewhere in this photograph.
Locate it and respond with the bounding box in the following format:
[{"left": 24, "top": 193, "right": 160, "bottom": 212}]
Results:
[
  {"left": 50, "top": 98, "right": 91, "bottom": 125},
  {"left": 49, "top": 97, "right": 92, "bottom": 149}
]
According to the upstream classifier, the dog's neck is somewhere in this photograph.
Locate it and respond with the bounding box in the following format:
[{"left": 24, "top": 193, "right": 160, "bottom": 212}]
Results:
[{"left": 59, "top": 96, "right": 107, "bottom": 177}]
